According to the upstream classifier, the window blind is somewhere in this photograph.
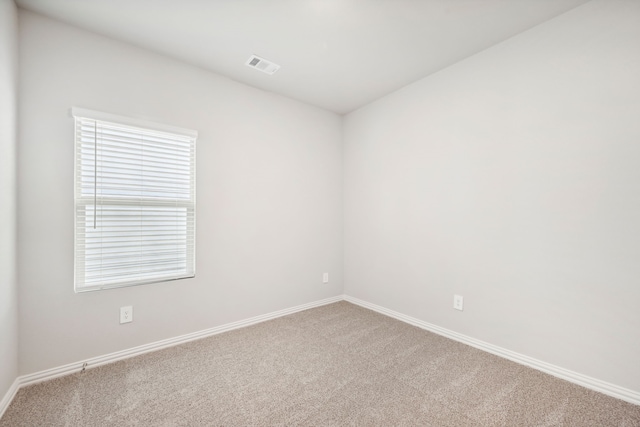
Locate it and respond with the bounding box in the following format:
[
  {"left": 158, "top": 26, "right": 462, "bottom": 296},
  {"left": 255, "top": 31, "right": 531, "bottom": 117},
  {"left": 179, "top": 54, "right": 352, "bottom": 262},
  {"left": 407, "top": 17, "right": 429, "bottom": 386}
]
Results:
[{"left": 73, "top": 108, "right": 197, "bottom": 292}]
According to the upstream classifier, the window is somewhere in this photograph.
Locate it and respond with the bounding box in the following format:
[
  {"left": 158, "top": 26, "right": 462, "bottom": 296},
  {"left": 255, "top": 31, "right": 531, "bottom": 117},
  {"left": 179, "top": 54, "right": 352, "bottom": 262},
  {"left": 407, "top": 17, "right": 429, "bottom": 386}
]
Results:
[{"left": 73, "top": 108, "right": 196, "bottom": 292}]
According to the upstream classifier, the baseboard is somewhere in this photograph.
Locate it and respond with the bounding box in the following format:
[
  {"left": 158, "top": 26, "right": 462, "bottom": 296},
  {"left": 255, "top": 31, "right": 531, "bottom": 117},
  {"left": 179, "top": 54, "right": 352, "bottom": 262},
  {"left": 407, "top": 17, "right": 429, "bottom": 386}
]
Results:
[
  {"left": 18, "top": 295, "right": 343, "bottom": 389},
  {"left": 344, "top": 295, "right": 640, "bottom": 406},
  {"left": 0, "top": 378, "right": 20, "bottom": 419}
]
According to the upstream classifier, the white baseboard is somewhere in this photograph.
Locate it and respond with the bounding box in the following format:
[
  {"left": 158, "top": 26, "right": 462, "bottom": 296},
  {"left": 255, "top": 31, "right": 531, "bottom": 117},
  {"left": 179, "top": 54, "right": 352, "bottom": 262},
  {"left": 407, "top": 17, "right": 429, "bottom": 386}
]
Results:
[
  {"left": 0, "top": 378, "right": 20, "bottom": 420},
  {"left": 344, "top": 295, "right": 640, "bottom": 406},
  {"left": 4, "top": 294, "right": 343, "bottom": 411}
]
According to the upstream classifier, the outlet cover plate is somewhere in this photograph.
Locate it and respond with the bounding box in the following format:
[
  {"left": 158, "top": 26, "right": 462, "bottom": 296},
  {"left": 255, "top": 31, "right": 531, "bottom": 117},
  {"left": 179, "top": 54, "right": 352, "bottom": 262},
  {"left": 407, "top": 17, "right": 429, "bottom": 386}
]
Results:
[
  {"left": 453, "top": 295, "right": 464, "bottom": 311},
  {"left": 120, "top": 306, "right": 133, "bottom": 324}
]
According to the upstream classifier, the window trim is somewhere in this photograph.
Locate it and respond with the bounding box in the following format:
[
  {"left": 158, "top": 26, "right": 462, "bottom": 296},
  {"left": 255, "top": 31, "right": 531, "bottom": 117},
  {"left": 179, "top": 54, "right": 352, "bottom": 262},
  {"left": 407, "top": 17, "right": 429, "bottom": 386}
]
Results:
[{"left": 71, "top": 108, "right": 198, "bottom": 139}]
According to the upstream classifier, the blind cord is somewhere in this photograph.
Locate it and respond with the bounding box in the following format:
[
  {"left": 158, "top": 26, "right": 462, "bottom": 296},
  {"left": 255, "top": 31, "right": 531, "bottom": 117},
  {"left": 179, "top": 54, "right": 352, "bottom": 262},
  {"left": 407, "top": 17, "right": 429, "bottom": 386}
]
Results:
[{"left": 94, "top": 121, "right": 97, "bottom": 229}]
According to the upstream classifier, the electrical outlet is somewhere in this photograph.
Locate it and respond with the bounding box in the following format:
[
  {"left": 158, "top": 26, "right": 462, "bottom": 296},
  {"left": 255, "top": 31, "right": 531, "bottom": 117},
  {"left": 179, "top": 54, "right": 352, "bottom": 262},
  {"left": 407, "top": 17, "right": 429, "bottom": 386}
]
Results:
[
  {"left": 323, "top": 272, "right": 329, "bottom": 283},
  {"left": 120, "top": 306, "right": 133, "bottom": 324},
  {"left": 453, "top": 295, "right": 464, "bottom": 311}
]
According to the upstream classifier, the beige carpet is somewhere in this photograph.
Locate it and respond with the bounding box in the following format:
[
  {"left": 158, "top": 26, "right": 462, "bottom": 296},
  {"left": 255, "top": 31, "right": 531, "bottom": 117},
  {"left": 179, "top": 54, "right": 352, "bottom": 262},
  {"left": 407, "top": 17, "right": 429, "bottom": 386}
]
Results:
[{"left": 1, "top": 301, "right": 639, "bottom": 426}]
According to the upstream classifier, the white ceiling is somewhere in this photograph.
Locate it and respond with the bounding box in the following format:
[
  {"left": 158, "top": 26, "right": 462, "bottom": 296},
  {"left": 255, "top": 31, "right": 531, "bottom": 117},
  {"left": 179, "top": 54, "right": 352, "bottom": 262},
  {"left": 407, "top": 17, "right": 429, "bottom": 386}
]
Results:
[{"left": 16, "top": 0, "right": 590, "bottom": 114}]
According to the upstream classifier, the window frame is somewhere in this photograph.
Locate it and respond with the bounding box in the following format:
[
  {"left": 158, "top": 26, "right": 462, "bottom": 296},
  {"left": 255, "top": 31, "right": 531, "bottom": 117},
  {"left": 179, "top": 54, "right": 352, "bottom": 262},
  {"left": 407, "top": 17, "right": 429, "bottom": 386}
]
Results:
[{"left": 72, "top": 108, "right": 197, "bottom": 292}]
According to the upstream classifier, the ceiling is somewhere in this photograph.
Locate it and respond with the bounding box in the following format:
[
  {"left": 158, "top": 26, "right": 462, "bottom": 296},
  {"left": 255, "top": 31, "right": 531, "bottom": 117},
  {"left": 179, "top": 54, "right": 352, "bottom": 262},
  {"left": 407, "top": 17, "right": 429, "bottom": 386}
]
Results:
[{"left": 16, "top": 0, "right": 590, "bottom": 114}]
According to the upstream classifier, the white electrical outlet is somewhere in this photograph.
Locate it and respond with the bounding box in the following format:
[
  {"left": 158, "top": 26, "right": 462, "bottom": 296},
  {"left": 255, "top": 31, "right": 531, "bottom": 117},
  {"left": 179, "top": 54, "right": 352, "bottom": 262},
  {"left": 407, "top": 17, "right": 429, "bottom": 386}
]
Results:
[
  {"left": 120, "top": 306, "right": 133, "bottom": 324},
  {"left": 322, "top": 273, "right": 329, "bottom": 283},
  {"left": 453, "top": 295, "right": 464, "bottom": 311}
]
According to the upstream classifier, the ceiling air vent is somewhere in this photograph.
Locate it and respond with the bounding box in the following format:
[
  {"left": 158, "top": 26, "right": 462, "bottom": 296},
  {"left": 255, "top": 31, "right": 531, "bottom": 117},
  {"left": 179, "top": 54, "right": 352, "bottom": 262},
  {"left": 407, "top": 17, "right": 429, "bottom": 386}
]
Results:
[{"left": 245, "top": 54, "right": 280, "bottom": 75}]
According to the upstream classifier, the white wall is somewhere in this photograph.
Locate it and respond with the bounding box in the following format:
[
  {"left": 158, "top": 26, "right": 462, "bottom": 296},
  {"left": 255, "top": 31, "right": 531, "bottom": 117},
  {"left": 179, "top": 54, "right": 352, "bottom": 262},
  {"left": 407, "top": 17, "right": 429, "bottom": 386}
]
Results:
[
  {"left": 0, "top": 0, "right": 19, "bottom": 401},
  {"left": 18, "top": 10, "right": 343, "bottom": 375},
  {"left": 344, "top": 0, "right": 640, "bottom": 392}
]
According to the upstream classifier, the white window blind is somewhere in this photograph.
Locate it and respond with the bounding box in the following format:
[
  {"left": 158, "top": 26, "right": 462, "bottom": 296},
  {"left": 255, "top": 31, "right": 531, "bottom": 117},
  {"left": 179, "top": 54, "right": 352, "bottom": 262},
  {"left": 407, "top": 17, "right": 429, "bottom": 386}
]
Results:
[{"left": 73, "top": 108, "right": 197, "bottom": 292}]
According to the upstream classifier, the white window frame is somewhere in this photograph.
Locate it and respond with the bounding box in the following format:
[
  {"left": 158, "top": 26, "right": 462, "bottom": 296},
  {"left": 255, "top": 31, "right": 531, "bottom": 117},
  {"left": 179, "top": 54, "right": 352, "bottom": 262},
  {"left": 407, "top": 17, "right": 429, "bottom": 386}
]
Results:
[{"left": 72, "top": 108, "right": 197, "bottom": 292}]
